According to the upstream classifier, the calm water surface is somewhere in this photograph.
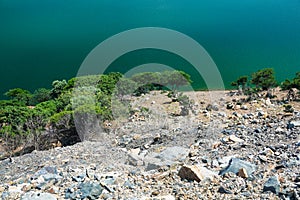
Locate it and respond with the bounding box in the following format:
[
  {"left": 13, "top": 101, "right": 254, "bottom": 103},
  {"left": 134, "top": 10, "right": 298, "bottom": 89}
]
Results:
[{"left": 1, "top": 0, "right": 300, "bottom": 97}]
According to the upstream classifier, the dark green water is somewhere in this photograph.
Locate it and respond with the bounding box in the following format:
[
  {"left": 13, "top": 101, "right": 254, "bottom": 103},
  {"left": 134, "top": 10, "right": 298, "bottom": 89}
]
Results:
[{"left": 1, "top": 0, "right": 300, "bottom": 97}]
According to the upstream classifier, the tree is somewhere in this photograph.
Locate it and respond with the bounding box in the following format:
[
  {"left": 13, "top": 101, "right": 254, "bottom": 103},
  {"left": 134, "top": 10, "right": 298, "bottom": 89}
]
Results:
[
  {"left": 30, "top": 88, "right": 52, "bottom": 105},
  {"left": 280, "top": 72, "right": 300, "bottom": 101},
  {"left": 97, "top": 73, "right": 123, "bottom": 95},
  {"left": 251, "top": 68, "right": 277, "bottom": 91},
  {"left": 131, "top": 72, "right": 160, "bottom": 85},
  {"left": 5, "top": 88, "right": 32, "bottom": 105},
  {"left": 115, "top": 78, "right": 138, "bottom": 100},
  {"left": 165, "top": 70, "right": 192, "bottom": 91},
  {"left": 280, "top": 72, "right": 300, "bottom": 90},
  {"left": 25, "top": 100, "right": 57, "bottom": 150},
  {"left": 0, "top": 105, "right": 31, "bottom": 154},
  {"left": 51, "top": 80, "right": 68, "bottom": 98},
  {"left": 231, "top": 75, "right": 248, "bottom": 94},
  {"left": 281, "top": 79, "right": 293, "bottom": 90},
  {"left": 130, "top": 72, "right": 163, "bottom": 95},
  {"left": 294, "top": 72, "right": 300, "bottom": 89},
  {"left": 69, "top": 75, "right": 101, "bottom": 89}
]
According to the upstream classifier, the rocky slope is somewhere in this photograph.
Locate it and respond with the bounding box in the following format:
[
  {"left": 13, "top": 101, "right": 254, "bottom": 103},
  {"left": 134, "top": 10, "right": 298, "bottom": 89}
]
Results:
[{"left": 0, "top": 90, "right": 300, "bottom": 199}]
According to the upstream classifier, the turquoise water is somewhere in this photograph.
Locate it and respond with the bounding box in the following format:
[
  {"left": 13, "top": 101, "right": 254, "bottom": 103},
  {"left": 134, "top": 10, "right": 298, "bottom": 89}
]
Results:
[{"left": 1, "top": 0, "right": 300, "bottom": 97}]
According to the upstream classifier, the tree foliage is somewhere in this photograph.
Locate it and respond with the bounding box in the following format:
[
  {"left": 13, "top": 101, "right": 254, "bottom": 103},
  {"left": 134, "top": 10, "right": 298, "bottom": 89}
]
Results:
[
  {"left": 251, "top": 68, "right": 277, "bottom": 90},
  {"left": 115, "top": 78, "right": 138, "bottom": 99},
  {"left": 231, "top": 75, "right": 249, "bottom": 94},
  {"left": 97, "top": 72, "right": 123, "bottom": 95},
  {"left": 281, "top": 72, "right": 300, "bottom": 90},
  {"left": 165, "top": 70, "right": 192, "bottom": 90},
  {"left": 5, "top": 88, "right": 32, "bottom": 105},
  {"left": 30, "top": 88, "right": 52, "bottom": 105},
  {"left": 51, "top": 80, "right": 68, "bottom": 98}
]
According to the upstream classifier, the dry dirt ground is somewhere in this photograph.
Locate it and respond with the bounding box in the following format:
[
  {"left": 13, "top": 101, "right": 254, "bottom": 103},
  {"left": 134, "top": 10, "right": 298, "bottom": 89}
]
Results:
[{"left": 129, "top": 88, "right": 299, "bottom": 123}]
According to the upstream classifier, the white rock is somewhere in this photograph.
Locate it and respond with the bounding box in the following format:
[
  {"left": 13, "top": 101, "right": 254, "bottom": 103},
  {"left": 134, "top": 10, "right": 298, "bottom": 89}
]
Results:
[
  {"left": 265, "top": 98, "right": 273, "bottom": 106},
  {"left": 241, "top": 105, "right": 248, "bottom": 110},
  {"left": 218, "top": 155, "right": 237, "bottom": 168},
  {"left": 290, "top": 121, "right": 300, "bottom": 127},
  {"left": 229, "top": 135, "right": 244, "bottom": 143},
  {"left": 235, "top": 105, "right": 241, "bottom": 110},
  {"left": 275, "top": 127, "right": 285, "bottom": 133},
  {"left": 8, "top": 185, "right": 22, "bottom": 193},
  {"left": 21, "top": 192, "right": 57, "bottom": 200}
]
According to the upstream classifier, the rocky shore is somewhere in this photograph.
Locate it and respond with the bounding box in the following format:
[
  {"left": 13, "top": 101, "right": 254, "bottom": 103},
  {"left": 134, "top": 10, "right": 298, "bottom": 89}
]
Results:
[{"left": 0, "top": 90, "right": 299, "bottom": 199}]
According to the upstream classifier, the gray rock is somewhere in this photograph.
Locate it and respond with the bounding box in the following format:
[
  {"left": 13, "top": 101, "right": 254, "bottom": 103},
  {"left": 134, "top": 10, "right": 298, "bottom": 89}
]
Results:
[
  {"left": 72, "top": 173, "right": 86, "bottom": 182},
  {"left": 263, "top": 176, "right": 280, "bottom": 195},
  {"left": 1, "top": 192, "right": 10, "bottom": 200},
  {"left": 30, "top": 166, "right": 62, "bottom": 188},
  {"left": 123, "top": 180, "right": 135, "bottom": 189},
  {"left": 201, "top": 156, "right": 211, "bottom": 164},
  {"left": 144, "top": 146, "right": 189, "bottom": 170},
  {"left": 31, "top": 166, "right": 58, "bottom": 180},
  {"left": 254, "top": 128, "right": 262, "bottom": 133},
  {"left": 219, "top": 158, "right": 256, "bottom": 177},
  {"left": 221, "top": 129, "right": 233, "bottom": 135},
  {"left": 258, "top": 111, "right": 265, "bottom": 117},
  {"left": 218, "top": 112, "right": 227, "bottom": 117},
  {"left": 21, "top": 192, "right": 57, "bottom": 200},
  {"left": 65, "top": 182, "right": 103, "bottom": 200},
  {"left": 243, "top": 114, "right": 249, "bottom": 119},
  {"left": 287, "top": 120, "right": 300, "bottom": 129},
  {"left": 156, "top": 146, "right": 188, "bottom": 161},
  {"left": 218, "top": 186, "right": 232, "bottom": 194},
  {"left": 206, "top": 104, "right": 219, "bottom": 111}
]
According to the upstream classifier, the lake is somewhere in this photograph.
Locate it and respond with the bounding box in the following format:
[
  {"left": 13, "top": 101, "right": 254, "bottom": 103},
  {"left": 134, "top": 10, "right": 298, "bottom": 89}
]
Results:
[{"left": 1, "top": 0, "right": 300, "bottom": 97}]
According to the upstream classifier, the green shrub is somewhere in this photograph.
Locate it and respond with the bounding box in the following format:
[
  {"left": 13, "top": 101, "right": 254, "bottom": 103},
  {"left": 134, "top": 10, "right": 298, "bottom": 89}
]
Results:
[{"left": 251, "top": 68, "right": 277, "bottom": 91}]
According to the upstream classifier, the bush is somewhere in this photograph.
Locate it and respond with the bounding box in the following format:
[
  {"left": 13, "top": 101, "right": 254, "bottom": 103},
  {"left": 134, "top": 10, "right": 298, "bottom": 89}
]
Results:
[
  {"left": 5, "top": 88, "right": 32, "bottom": 106},
  {"left": 0, "top": 105, "right": 31, "bottom": 153},
  {"left": 231, "top": 75, "right": 248, "bottom": 94},
  {"left": 251, "top": 68, "right": 277, "bottom": 91},
  {"left": 30, "top": 88, "right": 52, "bottom": 105},
  {"left": 280, "top": 72, "right": 300, "bottom": 90}
]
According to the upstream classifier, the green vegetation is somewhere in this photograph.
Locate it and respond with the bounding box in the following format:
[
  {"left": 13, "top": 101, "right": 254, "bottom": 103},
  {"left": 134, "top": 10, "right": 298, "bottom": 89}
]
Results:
[
  {"left": 231, "top": 68, "right": 300, "bottom": 101},
  {"left": 5, "top": 88, "right": 32, "bottom": 106},
  {"left": 251, "top": 68, "right": 277, "bottom": 91},
  {"left": 281, "top": 72, "right": 300, "bottom": 90},
  {"left": 0, "top": 70, "right": 192, "bottom": 155},
  {"left": 231, "top": 68, "right": 278, "bottom": 95},
  {"left": 231, "top": 75, "right": 248, "bottom": 94}
]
